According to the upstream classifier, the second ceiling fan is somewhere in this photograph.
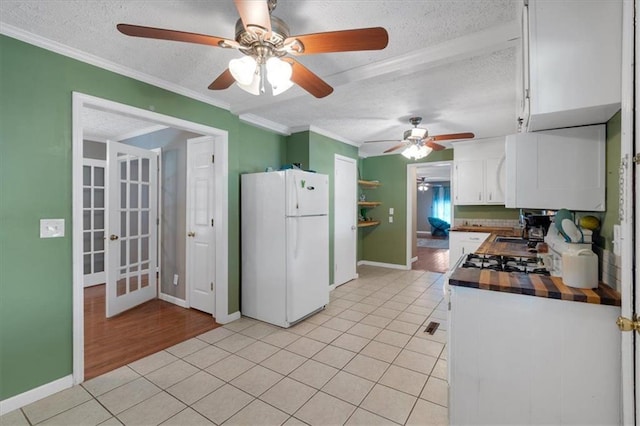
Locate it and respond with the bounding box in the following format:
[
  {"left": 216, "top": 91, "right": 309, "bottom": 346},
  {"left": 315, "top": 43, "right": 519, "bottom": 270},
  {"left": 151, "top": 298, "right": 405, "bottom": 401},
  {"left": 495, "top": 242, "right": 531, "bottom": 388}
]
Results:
[
  {"left": 117, "top": 0, "right": 389, "bottom": 98},
  {"left": 365, "top": 117, "right": 475, "bottom": 159}
]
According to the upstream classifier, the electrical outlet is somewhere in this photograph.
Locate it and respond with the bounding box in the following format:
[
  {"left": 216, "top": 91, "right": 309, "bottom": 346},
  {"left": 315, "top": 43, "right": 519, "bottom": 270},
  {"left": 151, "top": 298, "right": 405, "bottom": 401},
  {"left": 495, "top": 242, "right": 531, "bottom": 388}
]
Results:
[
  {"left": 389, "top": 216, "right": 393, "bottom": 223},
  {"left": 173, "top": 274, "right": 179, "bottom": 286},
  {"left": 389, "top": 207, "right": 394, "bottom": 215}
]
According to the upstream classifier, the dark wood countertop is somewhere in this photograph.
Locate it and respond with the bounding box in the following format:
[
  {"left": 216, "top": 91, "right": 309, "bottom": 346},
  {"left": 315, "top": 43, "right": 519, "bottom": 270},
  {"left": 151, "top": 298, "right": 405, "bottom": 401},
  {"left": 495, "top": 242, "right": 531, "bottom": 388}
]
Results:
[
  {"left": 449, "top": 266, "right": 621, "bottom": 307},
  {"left": 450, "top": 226, "right": 520, "bottom": 235}
]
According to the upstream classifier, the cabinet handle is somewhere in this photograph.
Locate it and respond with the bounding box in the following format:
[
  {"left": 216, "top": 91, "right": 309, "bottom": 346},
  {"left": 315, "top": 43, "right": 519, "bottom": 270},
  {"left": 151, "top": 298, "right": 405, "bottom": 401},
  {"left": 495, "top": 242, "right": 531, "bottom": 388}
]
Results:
[
  {"left": 489, "top": 192, "right": 492, "bottom": 201},
  {"left": 470, "top": 237, "right": 480, "bottom": 241},
  {"left": 478, "top": 192, "right": 481, "bottom": 201}
]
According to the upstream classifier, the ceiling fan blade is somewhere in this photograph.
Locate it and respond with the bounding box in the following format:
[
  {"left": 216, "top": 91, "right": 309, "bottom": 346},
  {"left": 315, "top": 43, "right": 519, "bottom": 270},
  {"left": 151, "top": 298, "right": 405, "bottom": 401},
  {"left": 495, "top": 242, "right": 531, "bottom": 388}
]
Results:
[
  {"left": 283, "top": 58, "right": 333, "bottom": 98},
  {"left": 284, "top": 27, "right": 388, "bottom": 55},
  {"left": 384, "top": 142, "right": 408, "bottom": 153},
  {"left": 208, "top": 69, "right": 235, "bottom": 90},
  {"left": 425, "top": 140, "right": 446, "bottom": 151},
  {"left": 429, "top": 132, "right": 475, "bottom": 141},
  {"left": 234, "top": 0, "right": 271, "bottom": 36},
  {"left": 117, "top": 24, "right": 230, "bottom": 48}
]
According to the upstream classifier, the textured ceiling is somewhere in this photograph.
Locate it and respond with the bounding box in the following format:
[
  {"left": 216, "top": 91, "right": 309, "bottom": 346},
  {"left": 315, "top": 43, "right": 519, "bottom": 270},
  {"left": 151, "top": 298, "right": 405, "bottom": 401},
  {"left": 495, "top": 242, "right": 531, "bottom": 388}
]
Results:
[
  {"left": 82, "top": 107, "right": 165, "bottom": 142},
  {"left": 0, "top": 0, "right": 520, "bottom": 156}
]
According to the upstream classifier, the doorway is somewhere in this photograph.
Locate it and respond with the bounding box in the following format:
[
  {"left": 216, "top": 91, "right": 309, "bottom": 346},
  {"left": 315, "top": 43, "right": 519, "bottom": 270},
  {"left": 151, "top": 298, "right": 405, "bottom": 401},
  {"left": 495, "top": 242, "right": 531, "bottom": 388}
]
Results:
[
  {"left": 72, "top": 93, "right": 231, "bottom": 385},
  {"left": 406, "top": 161, "right": 453, "bottom": 273}
]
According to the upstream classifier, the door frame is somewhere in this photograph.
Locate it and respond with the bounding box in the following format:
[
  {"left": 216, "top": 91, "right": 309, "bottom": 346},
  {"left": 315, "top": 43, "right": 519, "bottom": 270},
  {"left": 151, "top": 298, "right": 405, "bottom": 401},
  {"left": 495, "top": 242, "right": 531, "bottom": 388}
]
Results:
[
  {"left": 185, "top": 136, "right": 216, "bottom": 312},
  {"left": 405, "top": 161, "right": 454, "bottom": 268},
  {"left": 72, "top": 92, "right": 230, "bottom": 385},
  {"left": 620, "top": 0, "right": 637, "bottom": 423},
  {"left": 333, "top": 154, "right": 358, "bottom": 286}
]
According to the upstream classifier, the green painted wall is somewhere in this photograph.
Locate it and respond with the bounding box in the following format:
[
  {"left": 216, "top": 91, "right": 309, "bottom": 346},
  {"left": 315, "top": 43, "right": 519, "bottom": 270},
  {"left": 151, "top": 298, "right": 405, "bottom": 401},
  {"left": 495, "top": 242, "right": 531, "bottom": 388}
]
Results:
[
  {"left": 285, "top": 131, "right": 310, "bottom": 169},
  {"left": 360, "top": 150, "right": 453, "bottom": 265},
  {"left": 0, "top": 35, "right": 286, "bottom": 400},
  {"left": 596, "top": 110, "right": 622, "bottom": 251}
]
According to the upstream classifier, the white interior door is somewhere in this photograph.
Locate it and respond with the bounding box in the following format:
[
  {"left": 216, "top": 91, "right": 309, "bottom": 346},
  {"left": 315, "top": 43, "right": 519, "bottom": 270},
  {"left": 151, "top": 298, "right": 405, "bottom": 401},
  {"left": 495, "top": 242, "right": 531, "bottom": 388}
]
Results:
[
  {"left": 187, "top": 136, "right": 215, "bottom": 315},
  {"left": 334, "top": 155, "right": 357, "bottom": 286},
  {"left": 83, "top": 159, "right": 106, "bottom": 287},
  {"left": 106, "top": 141, "right": 158, "bottom": 317}
]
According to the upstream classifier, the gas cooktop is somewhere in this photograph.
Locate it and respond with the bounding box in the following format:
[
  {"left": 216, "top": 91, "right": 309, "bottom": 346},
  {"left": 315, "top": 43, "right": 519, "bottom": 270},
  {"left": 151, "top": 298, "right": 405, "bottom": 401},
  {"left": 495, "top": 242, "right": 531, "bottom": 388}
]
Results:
[{"left": 461, "top": 253, "right": 550, "bottom": 276}]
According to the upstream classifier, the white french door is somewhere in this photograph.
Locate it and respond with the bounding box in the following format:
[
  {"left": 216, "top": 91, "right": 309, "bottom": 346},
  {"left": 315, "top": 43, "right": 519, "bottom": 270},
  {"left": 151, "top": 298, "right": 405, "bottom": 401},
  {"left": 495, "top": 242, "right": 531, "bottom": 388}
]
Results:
[
  {"left": 334, "top": 155, "right": 357, "bottom": 286},
  {"left": 82, "top": 159, "right": 106, "bottom": 287},
  {"left": 106, "top": 141, "right": 158, "bottom": 317},
  {"left": 187, "top": 136, "right": 216, "bottom": 315}
]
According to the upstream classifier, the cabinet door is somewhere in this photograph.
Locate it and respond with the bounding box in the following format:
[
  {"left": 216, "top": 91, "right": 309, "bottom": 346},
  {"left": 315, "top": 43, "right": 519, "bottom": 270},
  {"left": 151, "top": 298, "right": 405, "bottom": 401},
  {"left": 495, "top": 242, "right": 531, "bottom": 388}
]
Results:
[
  {"left": 528, "top": 0, "right": 621, "bottom": 130},
  {"left": 485, "top": 157, "right": 505, "bottom": 204},
  {"left": 505, "top": 126, "right": 605, "bottom": 211},
  {"left": 454, "top": 160, "right": 484, "bottom": 205}
]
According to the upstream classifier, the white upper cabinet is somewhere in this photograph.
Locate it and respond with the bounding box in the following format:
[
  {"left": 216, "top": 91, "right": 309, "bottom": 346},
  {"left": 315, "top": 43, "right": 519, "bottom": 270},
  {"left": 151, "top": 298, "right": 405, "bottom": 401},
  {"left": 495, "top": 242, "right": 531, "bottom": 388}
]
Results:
[
  {"left": 505, "top": 124, "right": 606, "bottom": 211},
  {"left": 519, "top": 0, "right": 622, "bottom": 131},
  {"left": 453, "top": 138, "right": 505, "bottom": 206}
]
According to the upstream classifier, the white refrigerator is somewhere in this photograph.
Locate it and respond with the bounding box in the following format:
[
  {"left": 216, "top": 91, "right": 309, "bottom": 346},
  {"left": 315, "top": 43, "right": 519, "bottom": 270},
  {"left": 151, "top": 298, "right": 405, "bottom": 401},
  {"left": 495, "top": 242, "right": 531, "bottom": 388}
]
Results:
[{"left": 241, "top": 169, "right": 329, "bottom": 328}]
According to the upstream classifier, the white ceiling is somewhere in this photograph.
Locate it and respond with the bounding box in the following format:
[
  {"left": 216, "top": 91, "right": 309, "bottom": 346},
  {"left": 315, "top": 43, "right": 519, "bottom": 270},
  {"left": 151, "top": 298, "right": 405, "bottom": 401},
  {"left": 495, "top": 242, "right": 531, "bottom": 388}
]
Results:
[{"left": 0, "top": 0, "right": 520, "bottom": 156}]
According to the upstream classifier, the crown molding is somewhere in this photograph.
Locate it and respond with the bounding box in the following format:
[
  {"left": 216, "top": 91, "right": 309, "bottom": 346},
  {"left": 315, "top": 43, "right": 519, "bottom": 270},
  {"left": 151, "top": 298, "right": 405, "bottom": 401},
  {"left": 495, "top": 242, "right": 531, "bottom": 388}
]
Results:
[
  {"left": 0, "top": 23, "right": 231, "bottom": 111},
  {"left": 238, "top": 114, "right": 290, "bottom": 135},
  {"left": 289, "top": 125, "right": 358, "bottom": 148}
]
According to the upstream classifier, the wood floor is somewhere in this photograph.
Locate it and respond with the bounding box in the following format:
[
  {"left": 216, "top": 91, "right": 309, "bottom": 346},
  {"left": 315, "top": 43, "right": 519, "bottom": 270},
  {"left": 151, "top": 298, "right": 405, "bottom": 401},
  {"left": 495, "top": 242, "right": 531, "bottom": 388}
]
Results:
[
  {"left": 412, "top": 235, "right": 450, "bottom": 273},
  {"left": 84, "top": 284, "right": 220, "bottom": 380}
]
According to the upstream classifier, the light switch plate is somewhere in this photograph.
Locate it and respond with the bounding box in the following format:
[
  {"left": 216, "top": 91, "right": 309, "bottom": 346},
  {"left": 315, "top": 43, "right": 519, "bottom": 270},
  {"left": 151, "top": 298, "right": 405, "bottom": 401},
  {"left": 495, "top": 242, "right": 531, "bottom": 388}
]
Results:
[
  {"left": 40, "top": 219, "right": 65, "bottom": 238},
  {"left": 389, "top": 207, "right": 394, "bottom": 215},
  {"left": 389, "top": 216, "right": 393, "bottom": 223}
]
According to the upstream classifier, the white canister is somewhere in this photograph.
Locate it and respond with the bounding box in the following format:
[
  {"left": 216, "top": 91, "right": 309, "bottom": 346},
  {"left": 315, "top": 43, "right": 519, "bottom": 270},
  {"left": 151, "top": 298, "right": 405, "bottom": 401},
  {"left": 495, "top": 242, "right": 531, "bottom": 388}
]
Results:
[{"left": 561, "top": 249, "right": 598, "bottom": 289}]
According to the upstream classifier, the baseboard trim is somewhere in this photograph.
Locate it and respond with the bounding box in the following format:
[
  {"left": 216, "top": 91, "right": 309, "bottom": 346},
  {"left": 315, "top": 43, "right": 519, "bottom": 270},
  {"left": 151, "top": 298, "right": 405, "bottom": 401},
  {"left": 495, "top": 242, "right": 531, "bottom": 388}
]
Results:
[
  {"left": 216, "top": 311, "right": 241, "bottom": 324},
  {"left": 329, "top": 284, "right": 336, "bottom": 292},
  {"left": 357, "top": 260, "right": 410, "bottom": 270},
  {"left": 0, "top": 375, "right": 73, "bottom": 415},
  {"left": 159, "top": 292, "right": 188, "bottom": 308},
  {"left": 411, "top": 256, "right": 418, "bottom": 263}
]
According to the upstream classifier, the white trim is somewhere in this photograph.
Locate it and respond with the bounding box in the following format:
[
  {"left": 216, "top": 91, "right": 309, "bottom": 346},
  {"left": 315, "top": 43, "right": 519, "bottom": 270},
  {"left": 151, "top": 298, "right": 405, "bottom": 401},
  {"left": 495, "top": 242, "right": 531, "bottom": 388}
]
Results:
[
  {"left": 221, "top": 311, "right": 241, "bottom": 324},
  {"left": 0, "top": 375, "right": 73, "bottom": 415},
  {"left": 0, "top": 24, "right": 230, "bottom": 111},
  {"left": 289, "top": 125, "right": 359, "bottom": 147},
  {"left": 411, "top": 256, "right": 418, "bottom": 264},
  {"left": 329, "top": 284, "right": 336, "bottom": 292},
  {"left": 159, "top": 292, "right": 188, "bottom": 308},
  {"left": 115, "top": 125, "right": 169, "bottom": 142},
  {"left": 238, "top": 113, "right": 291, "bottom": 135},
  {"left": 357, "top": 260, "right": 409, "bottom": 270},
  {"left": 151, "top": 148, "right": 162, "bottom": 278},
  {"left": 620, "top": 0, "right": 636, "bottom": 423},
  {"left": 406, "top": 161, "right": 454, "bottom": 269},
  {"left": 72, "top": 92, "right": 230, "bottom": 386}
]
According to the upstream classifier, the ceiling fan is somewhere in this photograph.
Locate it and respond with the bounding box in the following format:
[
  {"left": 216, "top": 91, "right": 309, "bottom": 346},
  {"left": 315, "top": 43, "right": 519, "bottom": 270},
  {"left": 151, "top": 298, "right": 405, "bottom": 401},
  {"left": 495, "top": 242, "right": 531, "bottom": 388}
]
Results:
[
  {"left": 364, "top": 117, "right": 475, "bottom": 159},
  {"left": 116, "top": 0, "right": 389, "bottom": 98}
]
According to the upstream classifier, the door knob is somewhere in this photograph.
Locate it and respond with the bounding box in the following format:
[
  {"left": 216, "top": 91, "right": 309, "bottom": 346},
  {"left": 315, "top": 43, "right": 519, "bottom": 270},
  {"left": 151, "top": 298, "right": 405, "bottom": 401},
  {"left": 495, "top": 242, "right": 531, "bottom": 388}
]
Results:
[
  {"left": 187, "top": 232, "right": 196, "bottom": 237},
  {"left": 617, "top": 315, "right": 640, "bottom": 333},
  {"left": 109, "top": 234, "right": 119, "bottom": 241}
]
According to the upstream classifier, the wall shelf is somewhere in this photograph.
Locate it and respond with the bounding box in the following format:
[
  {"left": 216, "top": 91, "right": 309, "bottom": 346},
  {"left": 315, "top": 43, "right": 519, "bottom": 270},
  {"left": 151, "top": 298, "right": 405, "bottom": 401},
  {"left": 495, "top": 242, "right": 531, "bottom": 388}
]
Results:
[
  {"left": 358, "top": 201, "right": 381, "bottom": 208},
  {"left": 358, "top": 179, "right": 381, "bottom": 188},
  {"left": 358, "top": 221, "right": 380, "bottom": 228}
]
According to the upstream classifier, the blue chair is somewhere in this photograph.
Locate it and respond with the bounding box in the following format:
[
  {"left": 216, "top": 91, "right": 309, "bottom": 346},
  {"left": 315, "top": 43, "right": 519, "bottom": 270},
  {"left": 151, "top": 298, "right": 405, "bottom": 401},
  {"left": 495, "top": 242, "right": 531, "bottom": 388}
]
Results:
[{"left": 428, "top": 217, "right": 450, "bottom": 237}]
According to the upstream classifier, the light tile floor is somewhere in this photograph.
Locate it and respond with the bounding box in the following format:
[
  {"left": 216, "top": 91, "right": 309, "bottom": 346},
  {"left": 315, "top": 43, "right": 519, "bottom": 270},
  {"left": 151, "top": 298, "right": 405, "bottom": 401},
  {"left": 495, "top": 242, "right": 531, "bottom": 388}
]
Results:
[{"left": 1, "top": 266, "right": 449, "bottom": 426}]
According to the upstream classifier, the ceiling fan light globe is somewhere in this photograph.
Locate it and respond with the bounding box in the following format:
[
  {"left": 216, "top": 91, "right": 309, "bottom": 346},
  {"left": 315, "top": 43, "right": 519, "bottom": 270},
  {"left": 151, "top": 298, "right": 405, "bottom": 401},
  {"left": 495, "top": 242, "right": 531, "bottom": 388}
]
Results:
[
  {"left": 229, "top": 56, "right": 257, "bottom": 86},
  {"left": 402, "top": 144, "right": 419, "bottom": 159},
  {"left": 266, "top": 57, "right": 294, "bottom": 95},
  {"left": 235, "top": 70, "right": 261, "bottom": 95}
]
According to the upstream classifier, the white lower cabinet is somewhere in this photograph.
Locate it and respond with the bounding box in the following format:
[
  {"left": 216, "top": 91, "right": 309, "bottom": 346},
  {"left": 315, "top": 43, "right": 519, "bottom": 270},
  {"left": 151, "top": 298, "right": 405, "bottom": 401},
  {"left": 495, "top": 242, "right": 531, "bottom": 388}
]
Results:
[
  {"left": 505, "top": 124, "right": 605, "bottom": 211},
  {"left": 448, "top": 231, "right": 490, "bottom": 267},
  {"left": 448, "top": 286, "right": 621, "bottom": 425}
]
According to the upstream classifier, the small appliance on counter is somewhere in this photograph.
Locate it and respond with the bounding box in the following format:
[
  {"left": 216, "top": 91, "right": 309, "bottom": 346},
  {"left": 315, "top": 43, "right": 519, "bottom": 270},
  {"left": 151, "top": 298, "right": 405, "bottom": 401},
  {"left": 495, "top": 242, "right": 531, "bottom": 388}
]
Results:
[
  {"left": 519, "top": 210, "right": 554, "bottom": 242},
  {"left": 544, "top": 227, "right": 598, "bottom": 289}
]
